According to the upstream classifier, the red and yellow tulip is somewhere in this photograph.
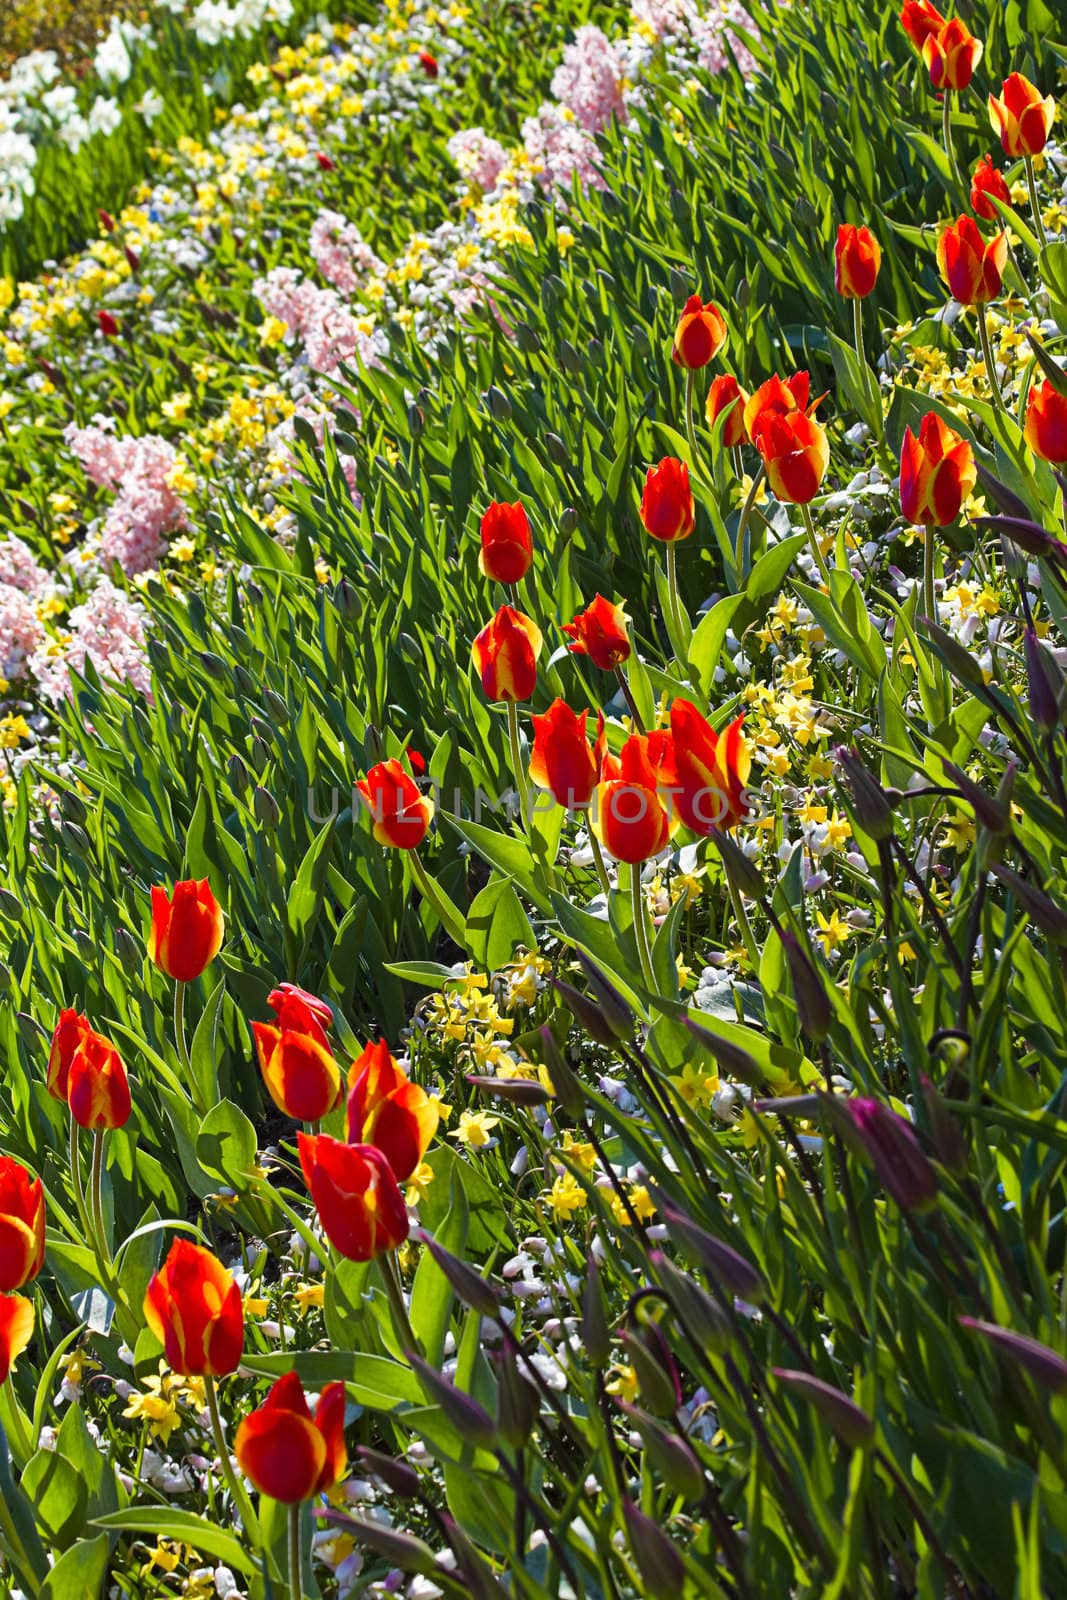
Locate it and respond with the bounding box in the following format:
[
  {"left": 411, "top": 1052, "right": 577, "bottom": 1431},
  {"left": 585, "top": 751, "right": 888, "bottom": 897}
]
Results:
[
  {"left": 640, "top": 458, "right": 694, "bottom": 543},
  {"left": 529, "top": 700, "right": 606, "bottom": 810},
  {"left": 706, "top": 374, "right": 751, "bottom": 446},
  {"left": 148, "top": 878, "right": 224, "bottom": 983},
  {"left": 899, "top": 412, "right": 976, "bottom": 527},
  {"left": 356, "top": 759, "right": 434, "bottom": 850},
  {"left": 834, "top": 225, "right": 881, "bottom": 300},
  {"left": 346, "top": 1040, "right": 439, "bottom": 1183},
  {"left": 1024, "top": 381, "right": 1067, "bottom": 465},
  {"left": 67, "top": 1029, "right": 131, "bottom": 1130},
  {"left": 235, "top": 1371, "right": 347, "bottom": 1504},
  {"left": 988, "top": 72, "right": 1056, "bottom": 158},
  {"left": 670, "top": 700, "right": 751, "bottom": 834},
  {"left": 472, "top": 605, "right": 543, "bottom": 702},
  {"left": 298, "top": 1134, "right": 410, "bottom": 1261},
  {"left": 563, "top": 595, "right": 631, "bottom": 671},
  {"left": 673, "top": 295, "right": 727, "bottom": 369},
  {"left": 144, "top": 1240, "right": 244, "bottom": 1377},
  {"left": 252, "top": 1020, "right": 343, "bottom": 1123},
  {"left": 936, "top": 215, "right": 1006, "bottom": 305},
  {"left": 0, "top": 1157, "right": 45, "bottom": 1293},
  {"left": 479, "top": 500, "right": 533, "bottom": 585}
]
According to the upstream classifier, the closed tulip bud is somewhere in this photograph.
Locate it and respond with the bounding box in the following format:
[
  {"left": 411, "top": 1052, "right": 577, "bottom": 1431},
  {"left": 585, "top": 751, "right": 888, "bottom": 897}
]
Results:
[
  {"left": 346, "top": 1040, "right": 439, "bottom": 1183},
  {"left": 545, "top": 431, "right": 569, "bottom": 465},
  {"left": 298, "top": 1134, "right": 409, "bottom": 1260},
  {"left": 0, "top": 1157, "right": 45, "bottom": 1292},
  {"left": 249, "top": 735, "right": 270, "bottom": 774},
  {"left": 198, "top": 651, "right": 228, "bottom": 681},
  {"left": 144, "top": 1240, "right": 244, "bottom": 1377},
  {"left": 417, "top": 1231, "right": 502, "bottom": 1318},
  {"left": 918, "top": 1076, "right": 969, "bottom": 1175},
  {"left": 554, "top": 977, "right": 620, "bottom": 1049},
  {"left": 582, "top": 1257, "right": 612, "bottom": 1367},
  {"left": 671, "top": 699, "right": 750, "bottom": 833},
  {"left": 493, "top": 1337, "right": 538, "bottom": 1448},
  {"left": 651, "top": 1252, "right": 733, "bottom": 1353},
  {"left": 834, "top": 224, "right": 882, "bottom": 299},
  {"left": 772, "top": 1369, "right": 875, "bottom": 1447},
  {"left": 942, "top": 760, "right": 1012, "bottom": 836},
  {"left": 640, "top": 457, "right": 695, "bottom": 542},
  {"left": 68, "top": 1029, "right": 131, "bottom": 1130},
  {"left": 835, "top": 746, "right": 896, "bottom": 840},
  {"left": 1024, "top": 379, "right": 1067, "bottom": 466},
  {"left": 409, "top": 1352, "right": 497, "bottom": 1447},
  {"left": 61, "top": 790, "right": 87, "bottom": 825},
  {"left": 0, "top": 889, "right": 21, "bottom": 920},
  {"left": 61, "top": 821, "right": 91, "bottom": 857},
  {"left": 922, "top": 18, "right": 982, "bottom": 91},
  {"left": 560, "top": 505, "right": 579, "bottom": 534},
  {"left": 148, "top": 879, "right": 224, "bottom": 983},
  {"left": 355, "top": 760, "right": 434, "bottom": 850},
  {"left": 619, "top": 1326, "right": 681, "bottom": 1418},
  {"left": 574, "top": 950, "right": 634, "bottom": 1042},
  {"left": 466, "top": 1074, "right": 552, "bottom": 1106},
  {"left": 0, "top": 963, "right": 9, "bottom": 994},
  {"left": 356, "top": 1446, "right": 422, "bottom": 1499},
  {"left": 114, "top": 927, "right": 141, "bottom": 975},
  {"left": 970, "top": 154, "right": 1011, "bottom": 221},
  {"left": 333, "top": 576, "right": 362, "bottom": 622},
  {"left": 0, "top": 1293, "right": 34, "bottom": 1384},
  {"left": 623, "top": 1501, "right": 686, "bottom": 1599},
  {"left": 98, "top": 309, "right": 120, "bottom": 338},
  {"left": 753, "top": 408, "right": 829, "bottom": 504},
  {"left": 471, "top": 605, "right": 543, "bottom": 703},
  {"left": 593, "top": 734, "right": 671, "bottom": 864},
  {"left": 562, "top": 595, "right": 631, "bottom": 671},
  {"left": 253, "top": 787, "right": 280, "bottom": 830},
  {"left": 937, "top": 216, "right": 1007, "bottom": 305},
  {"left": 705, "top": 373, "right": 750, "bottom": 446},
  {"left": 98, "top": 207, "right": 116, "bottom": 232},
  {"left": 253, "top": 1021, "right": 342, "bottom": 1124},
  {"left": 989, "top": 864, "right": 1067, "bottom": 944},
  {"left": 684, "top": 1016, "right": 762, "bottom": 1087},
  {"left": 661, "top": 1208, "right": 765, "bottom": 1304},
  {"left": 1025, "top": 628, "right": 1060, "bottom": 731},
  {"left": 673, "top": 295, "right": 727, "bottom": 369},
  {"left": 264, "top": 689, "right": 288, "bottom": 725},
  {"left": 48, "top": 1007, "right": 92, "bottom": 1101},
  {"left": 235, "top": 1372, "right": 347, "bottom": 1504},
  {"left": 988, "top": 73, "right": 1056, "bottom": 158},
  {"left": 900, "top": 412, "right": 976, "bottom": 527},
  {"left": 617, "top": 1404, "right": 705, "bottom": 1500},
  {"left": 710, "top": 829, "right": 766, "bottom": 900},
  {"left": 487, "top": 386, "right": 511, "bottom": 421},
  {"left": 534, "top": 1024, "right": 585, "bottom": 1117},
  {"left": 839, "top": 1097, "right": 938, "bottom": 1213},
  {"left": 530, "top": 701, "right": 604, "bottom": 810},
  {"left": 226, "top": 754, "right": 249, "bottom": 795},
  {"left": 922, "top": 618, "right": 986, "bottom": 684},
  {"left": 959, "top": 1317, "right": 1067, "bottom": 1392},
  {"left": 479, "top": 500, "right": 533, "bottom": 586}
]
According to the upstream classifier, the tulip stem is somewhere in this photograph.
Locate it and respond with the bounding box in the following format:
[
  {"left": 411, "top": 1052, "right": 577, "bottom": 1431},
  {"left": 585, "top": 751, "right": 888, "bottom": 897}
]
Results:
[
  {"left": 725, "top": 873, "right": 761, "bottom": 975},
  {"left": 506, "top": 700, "right": 531, "bottom": 828},
  {"left": 380, "top": 1251, "right": 422, "bottom": 1357},
  {"left": 941, "top": 89, "right": 959, "bottom": 185},
  {"left": 922, "top": 527, "right": 950, "bottom": 725},
  {"left": 1024, "top": 155, "right": 1048, "bottom": 251},
  {"left": 630, "top": 867, "right": 657, "bottom": 992},
  {"left": 852, "top": 296, "right": 878, "bottom": 426},
  {"left": 288, "top": 1503, "right": 302, "bottom": 1600},
  {"left": 683, "top": 368, "right": 700, "bottom": 471},
  {"left": 614, "top": 666, "right": 645, "bottom": 733},
  {"left": 975, "top": 303, "right": 1006, "bottom": 413},
  {"left": 173, "top": 979, "right": 196, "bottom": 1100},
  {"left": 407, "top": 850, "right": 467, "bottom": 949},
  {"left": 799, "top": 501, "right": 832, "bottom": 587},
  {"left": 205, "top": 1373, "right": 260, "bottom": 1540},
  {"left": 664, "top": 543, "right": 688, "bottom": 655},
  {"left": 90, "top": 1128, "right": 111, "bottom": 1274},
  {"left": 588, "top": 830, "right": 612, "bottom": 900},
  {"left": 69, "top": 1113, "right": 97, "bottom": 1257},
  {"left": 734, "top": 462, "right": 766, "bottom": 580}
]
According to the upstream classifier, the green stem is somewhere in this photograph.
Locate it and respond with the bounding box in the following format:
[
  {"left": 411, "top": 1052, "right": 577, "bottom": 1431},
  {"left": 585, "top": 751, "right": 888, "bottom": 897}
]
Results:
[
  {"left": 407, "top": 849, "right": 467, "bottom": 948},
  {"left": 90, "top": 1129, "right": 110, "bottom": 1274},
  {"left": 683, "top": 367, "right": 699, "bottom": 469},
  {"left": 664, "top": 541, "right": 688, "bottom": 653},
  {"left": 726, "top": 872, "right": 760, "bottom": 974},
  {"left": 852, "top": 295, "right": 878, "bottom": 427},
  {"left": 630, "top": 865, "right": 657, "bottom": 992},
  {"left": 205, "top": 1373, "right": 261, "bottom": 1539},
  {"left": 380, "top": 1251, "right": 422, "bottom": 1356},
  {"left": 799, "top": 500, "right": 832, "bottom": 586},
  {"left": 69, "top": 1114, "right": 97, "bottom": 1257},
  {"left": 734, "top": 462, "right": 766, "bottom": 579},
  {"left": 588, "top": 830, "right": 612, "bottom": 899},
  {"left": 506, "top": 699, "right": 531, "bottom": 828},
  {"left": 174, "top": 980, "right": 198, "bottom": 1105},
  {"left": 614, "top": 665, "right": 645, "bottom": 732},
  {"left": 922, "top": 527, "right": 950, "bottom": 724},
  {"left": 1024, "top": 154, "right": 1048, "bottom": 251},
  {"left": 288, "top": 1502, "right": 302, "bottom": 1600},
  {"left": 976, "top": 302, "right": 1006, "bottom": 412},
  {"left": 941, "top": 88, "right": 959, "bottom": 184}
]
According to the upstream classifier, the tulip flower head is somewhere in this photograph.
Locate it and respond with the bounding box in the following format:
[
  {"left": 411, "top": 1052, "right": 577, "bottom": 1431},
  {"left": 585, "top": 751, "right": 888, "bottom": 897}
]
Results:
[
  {"left": 936, "top": 215, "right": 1006, "bottom": 305},
  {"left": 47, "top": 1006, "right": 91, "bottom": 1101},
  {"left": 669, "top": 700, "right": 751, "bottom": 834},
  {"left": 67, "top": 1029, "right": 131, "bottom": 1130},
  {"left": 705, "top": 374, "right": 751, "bottom": 446},
  {"left": 563, "top": 595, "right": 631, "bottom": 671},
  {"left": 743, "top": 370, "right": 819, "bottom": 440},
  {"left": 98, "top": 309, "right": 120, "bottom": 338},
  {"left": 356, "top": 759, "right": 434, "bottom": 850},
  {"left": 988, "top": 72, "right": 1056, "bottom": 158},
  {"left": 529, "top": 700, "right": 606, "bottom": 810},
  {"left": 970, "top": 154, "right": 1010, "bottom": 221},
  {"left": 479, "top": 500, "right": 533, "bottom": 585},
  {"left": 253, "top": 1020, "right": 343, "bottom": 1123},
  {"left": 673, "top": 295, "right": 727, "bottom": 369},
  {"left": 640, "top": 457, "right": 695, "bottom": 543},
  {"left": 0, "top": 1157, "right": 45, "bottom": 1292},
  {"left": 843, "top": 1097, "right": 938, "bottom": 1213},
  {"left": 267, "top": 983, "right": 332, "bottom": 1046},
  {"left": 472, "top": 604, "right": 543, "bottom": 702},
  {"left": 235, "top": 1371, "right": 347, "bottom": 1504},
  {"left": 0, "top": 1294, "right": 33, "bottom": 1385},
  {"left": 834, "top": 225, "right": 882, "bottom": 300},
  {"left": 346, "top": 1040, "right": 439, "bottom": 1182},
  {"left": 899, "top": 412, "right": 976, "bottom": 527},
  {"left": 593, "top": 734, "right": 672, "bottom": 864},
  {"left": 298, "top": 1134, "right": 410, "bottom": 1261},
  {"left": 752, "top": 408, "right": 830, "bottom": 505},
  {"left": 144, "top": 1240, "right": 244, "bottom": 1377},
  {"left": 148, "top": 878, "right": 224, "bottom": 983},
  {"left": 922, "top": 19, "right": 982, "bottom": 91},
  {"left": 899, "top": 0, "right": 945, "bottom": 50},
  {"left": 1024, "top": 380, "right": 1067, "bottom": 465}
]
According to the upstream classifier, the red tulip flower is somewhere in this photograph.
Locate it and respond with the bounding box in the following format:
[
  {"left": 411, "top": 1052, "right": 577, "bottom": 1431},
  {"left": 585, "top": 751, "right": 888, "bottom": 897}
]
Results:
[
  {"left": 267, "top": 983, "right": 332, "bottom": 1047},
  {"left": 743, "top": 370, "right": 818, "bottom": 440},
  {"left": 640, "top": 457, "right": 695, "bottom": 543},
  {"left": 253, "top": 1020, "right": 343, "bottom": 1123},
  {"left": 418, "top": 50, "right": 439, "bottom": 78},
  {"left": 899, "top": 413, "right": 976, "bottom": 527},
  {"left": 47, "top": 1007, "right": 91, "bottom": 1101},
  {"left": 67, "top": 1030, "right": 131, "bottom": 1130},
  {"left": 315, "top": 152, "right": 335, "bottom": 171},
  {"left": 479, "top": 500, "right": 533, "bottom": 585},
  {"left": 1024, "top": 380, "right": 1067, "bottom": 465},
  {"left": 148, "top": 879, "right": 224, "bottom": 983},
  {"left": 472, "top": 605, "right": 543, "bottom": 702},
  {"left": 899, "top": 0, "right": 945, "bottom": 50},
  {"left": 529, "top": 700, "right": 606, "bottom": 810},
  {"left": 346, "top": 1040, "right": 439, "bottom": 1183},
  {"left": 988, "top": 72, "right": 1056, "bottom": 158},
  {"left": 834, "top": 225, "right": 882, "bottom": 299},
  {"left": 563, "top": 595, "right": 631, "bottom": 671},
  {"left": 356, "top": 759, "right": 434, "bottom": 849},
  {"left": 298, "top": 1134, "right": 410, "bottom": 1261},
  {"left": 0, "top": 1157, "right": 45, "bottom": 1292},
  {"left": 593, "top": 734, "right": 672, "bottom": 864},
  {"left": 922, "top": 19, "right": 982, "bottom": 91},
  {"left": 0, "top": 1294, "right": 33, "bottom": 1385},
  {"left": 144, "top": 1240, "right": 244, "bottom": 1377},
  {"left": 235, "top": 1371, "right": 347, "bottom": 1504},
  {"left": 970, "top": 155, "right": 1011, "bottom": 221},
  {"left": 669, "top": 700, "right": 751, "bottom": 834},
  {"left": 705, "top": 374, "right": 751, "bottom": 446},
  {"left": 937, "top": 215, "right": 1007, "bottom": 304},
  {"left": 673, "top": 296, "right": 727, "bottom": 369},
  {"left": 97, "top": 310, "right": 120, "bottom": 338},
  {"left": 752, "top": 409, "right": 830, "bottom": 505}
]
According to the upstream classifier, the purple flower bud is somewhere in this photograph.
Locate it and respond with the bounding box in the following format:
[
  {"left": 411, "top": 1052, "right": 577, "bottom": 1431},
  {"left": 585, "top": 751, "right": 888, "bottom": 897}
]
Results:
[
  {"left": 918, "top": 1076, "right": 969, "bottom": 1176},
  {"left": 837, "top": 1096, "right": 938, "bottom": 1213},
  {"left": 620, "top": 1325, "right": 682, "bottom": 1418},
  {"left": 465, "top": 1074, "right": 551, "bottom": 1106},
  {"left": 942, "top": 759, "right": 1013, "bottom": 836},
  {"left": 534, "top": 1022, "right": 585, "bottom": 1117},
  {"left": 1025, "top": 628, "right": 1060, "bottom": 732},
  {"left": 835, "top": 747, "right": 895, "bottom": 841},
  {"left": 989, "top": 864, "right": 1067, "bottom": 945},
  {"left": 779, "top": 929, "right": 832, "bottom": 1041},
  {"left": 407, "top": 1353, "right": 497, "bottom": 1448},
  {"left": 355, "top": 1447, "right": 421, "bottom": 1500},
  {"left": 959, "top": 1318, "right": 1067, "bottom": 1392},
  {"left": 617, "top": 1403, "right": 705, "bottom": 1500},
  {"left": 317, "top": 1511, "right": 437, "bottom": 1575},
  {"left": 574, "top": 950, "right": 635, "bottom": 1042},
  {"left": 662, "top": 1207, "right": 765, "bottom": 1304},
  {"left": 623, "top": 1501, "right": 686, "bottom": 1599},
  {"left": 772, "top": 1369, "right": 874, "bottom": 1447},
  {"left": 583, "top": 1257, "right": 612, "bottom": 1368},
  {"left": 416, "top": 1230, "right": 504, "bottom": 1319}
]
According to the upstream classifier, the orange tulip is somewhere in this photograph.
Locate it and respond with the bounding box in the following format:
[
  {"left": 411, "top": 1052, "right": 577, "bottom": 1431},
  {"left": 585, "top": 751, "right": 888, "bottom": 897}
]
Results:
[
  {"left": 834, "top": 225, "right": 882, "bottom": 300},
  {"left": 673, "top": 295, "right": 727, "bottom": 369},
  {"left": 988, "top": 72, "right": 1056, "bottom": 158},
  {"left": 298, "top": 1134, "right": 410, "bottom": 1261},
  {"left": 253, "top": 1021, "right": 343, "bottom": 1123},
  {"left": 937, "top": 215, "right": 1006, "bottom": 305},
  {"left": 479, "top": 500, "right": 533, "bottom": 585},
  {"left": 752, "top": 409, "right": 830, "bottom": 505},
  {"left": 267, "top": 983, "right": 332, "bottom": 1047},
  {"left": 922, "top": 19, "right": 982, "bottom": 91},
  {"left": 706, "top": 374, "right": 751, "bottom": 446},
  {"left": 563, "top": 595, "right": 631, "bottom": 671},
  {"left": 1024, "top": 380, "right": 1067, "bottom": 465},
  {"left": 900, "top": 0, "right": 945, "bottom": 50},
  {"left": 899, "top": 412, "right": 976, "bottom": 527},
  {"left": 743, "top": 371, "right": 819, "bottom": 440},
  {"left": 529, "top": 700, "right": 606, "bottom": 809},
  {"left": 356, "top": 759, "right": 434, "bottom": 850},
  {"left": 148, "top": 879, "right": 224, "bottom": 983},
  {"left": 143, "top": 1240, "right": 244, "bottom": 1377},
  {"left": 0, "top": 1294, "right": 34, "bottom": 1385},
  {"left": 593, "top": 734, "right": 672, "bottom": 864},
  {"left": 67, "top": 1029, "right": 131, "bottom": 1130},
  {"left": 669, "top": 700, "right": 751, "bottom": 834},
  {"left": 970, "top": 154, "right": 1010, "bottom": 222},
  {"left": 235, "top": 1371, "right": 347, "bottom": 1504},
  {"left": 640, "top": 458, "right": 695, "bottom": 543},
  {"left": 472, "top": 605, "right": 543, "bottom": 702},
  {"left": 0, "top": 1157, "right": 45, "bottom": 1292},
  {"left": 47, "top": 1007, "right": 91, "bottom": 1101},
  {"left": 346, "top": 1040, "right": 439, "bottom": 1183}
]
